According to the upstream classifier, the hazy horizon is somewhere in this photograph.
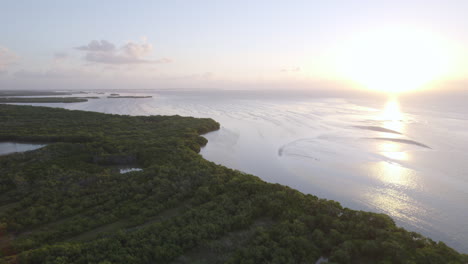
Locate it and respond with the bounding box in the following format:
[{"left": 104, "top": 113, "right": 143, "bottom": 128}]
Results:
[{"left": 1, "top": 1, "right": 468, "bottom": 93}]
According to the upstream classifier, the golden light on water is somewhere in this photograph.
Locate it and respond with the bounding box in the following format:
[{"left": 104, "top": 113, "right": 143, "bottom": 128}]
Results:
[
  {"left": 381, "top": 150, "right": 408, "bottom": 161},
  {"left": 377, "top": 99, "right": 409, "bottom": 160},
  {"left": 366, "top": 160, "right": 423, "bottom": 226},
  {"left": 368, "top": 99, "right": 416, "bottom": 220},
  {"left": 381, "top": 99, "right": 404, "bottom": 134},
  {"left": 335, "top": 28, "right": 456, "bottom": 93},
  {"left": 373, "top": 161, "right": 414, "bottom": 188}
]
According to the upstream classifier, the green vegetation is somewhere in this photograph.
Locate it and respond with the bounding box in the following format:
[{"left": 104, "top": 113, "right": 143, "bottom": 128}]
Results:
[
  {"left": 0, "top": 97, "right": 89, "bottom": 103},
  {"left": 0, "top": 91, "right": 73, "bottom": 97},
  {"left": 0, "top": 104, "right": 466, "bottom": 264}
]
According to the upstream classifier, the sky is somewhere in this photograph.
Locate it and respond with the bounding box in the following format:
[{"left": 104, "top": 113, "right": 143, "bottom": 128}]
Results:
[{"left": 0, "top": 0, "right": 467, "bottom": 92}]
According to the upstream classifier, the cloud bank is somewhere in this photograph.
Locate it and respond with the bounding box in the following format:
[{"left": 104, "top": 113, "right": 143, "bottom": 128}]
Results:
[
  {"left": 75, "top": 39, "right": 171, "bottom": 65},
  {"left": 76, "top": 40, "right": 116, "bottom": 52}
]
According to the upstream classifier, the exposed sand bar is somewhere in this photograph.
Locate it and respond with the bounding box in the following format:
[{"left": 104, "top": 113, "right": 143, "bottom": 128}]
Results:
[
  {"left": 354, "top": 125, "right": 402, "bottom": 135},
  {"left": 370, "top": 137, "right": 431, "bottom": 149}
]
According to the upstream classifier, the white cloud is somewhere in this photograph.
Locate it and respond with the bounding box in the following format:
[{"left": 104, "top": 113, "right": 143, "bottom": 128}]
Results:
[
  {"left": 75, "top": 40, "right": 116, "bottom": 52},
  {"left": 76, "top": 39, "right": 171, "bottom": 65},
  {"left": 122, "top": 41, "right": 152, "bottom": 58},
  {"left": 0, "top": 46, "right": 18, "bottom": 73}
]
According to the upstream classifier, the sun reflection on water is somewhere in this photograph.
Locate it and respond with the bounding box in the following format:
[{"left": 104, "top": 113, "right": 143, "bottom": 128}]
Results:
[
  {"left": 366, "top": 98, "right": 421, "bottom": 223},
  {"left": 372, "top": 161, "right": 415, "bottom": 187},
  {"left": 381, "top": 99, "right": 404, "bottom": 134},
  {"left": 382, "top": 150, "right": 409, "bottom": 161},
  {"left": 366, "top": 160, "right": 422, "bottom": 223},
  {"left": 377, "top": 99, "right": 408, "bottom": 161}
]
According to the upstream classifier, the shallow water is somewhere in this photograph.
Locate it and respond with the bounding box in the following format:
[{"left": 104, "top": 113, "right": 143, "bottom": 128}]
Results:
[
  {"left": 120, "top": 168, "right": 143, "bottom": 174},
  {"left": 5, "top": 90, "right": 468, "bottom": 252},
  {"left": 0, "top": 142, "right": 46, "bottom": 156}
]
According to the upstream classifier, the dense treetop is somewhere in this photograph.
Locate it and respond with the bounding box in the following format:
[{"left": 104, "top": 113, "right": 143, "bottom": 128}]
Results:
[{"left": 0, "top": 104, "right": 466, "bottom": 264}]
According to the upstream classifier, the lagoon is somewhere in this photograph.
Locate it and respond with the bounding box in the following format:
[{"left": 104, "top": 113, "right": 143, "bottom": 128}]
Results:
[{"left": 0, "top": 142, "right": 46, "bottom": 156}]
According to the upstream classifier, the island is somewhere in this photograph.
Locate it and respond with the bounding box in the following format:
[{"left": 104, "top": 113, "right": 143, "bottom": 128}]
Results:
[
  {"left": 0, "top": 97, "right": 89, "bottom": 103},
  {"left": 0, "top": 104, "right": 466, "bottom": 264},
  {"left": 107, "top": 95, "right": 153, "bottom": 99},
  {"left": 0, "top": 90, "right": 74, "bottom": 97}
]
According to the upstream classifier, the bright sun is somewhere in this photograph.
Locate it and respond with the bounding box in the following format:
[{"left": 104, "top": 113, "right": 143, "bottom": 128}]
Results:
[{"left": 335, "top": 28, "right": 456, "bottom": 93}]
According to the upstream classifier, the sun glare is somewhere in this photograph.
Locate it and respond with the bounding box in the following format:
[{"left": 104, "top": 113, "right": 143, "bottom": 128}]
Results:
[
  {"left": 378, "top": 99, "right": 408, "bottom": 160},
  {"left": 335, "top": 28, "right": 456, "bottom": 93}
]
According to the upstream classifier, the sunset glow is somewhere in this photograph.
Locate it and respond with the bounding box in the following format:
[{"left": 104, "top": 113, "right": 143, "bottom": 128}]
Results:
[
  {"left": 335, "top": 28, "right": 457, "bottom": 93},
  {"left": 1, "top": 2, "right": 467, "bottom": 91}
]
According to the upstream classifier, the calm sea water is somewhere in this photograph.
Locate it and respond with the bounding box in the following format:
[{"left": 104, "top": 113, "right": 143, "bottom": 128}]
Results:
[{"left": 3, "top": 89, "right": 468, "bottom": 252}]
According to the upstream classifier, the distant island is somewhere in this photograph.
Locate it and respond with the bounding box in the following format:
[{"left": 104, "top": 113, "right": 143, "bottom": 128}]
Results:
[
  {"left": 107, "top": 95, "right": 153, "bottom": 99},
  {"left": 0, "top": 104, "right": 466, "bottom": 264},
  {"left": 0, "top": 90, "right": 73, "bottom": 97},
  {"left": 0, "top": 90, "right": 101, "bottom": 104},
  {"left": 0, "top": 97, "right": 90, "bottom": 103}
]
